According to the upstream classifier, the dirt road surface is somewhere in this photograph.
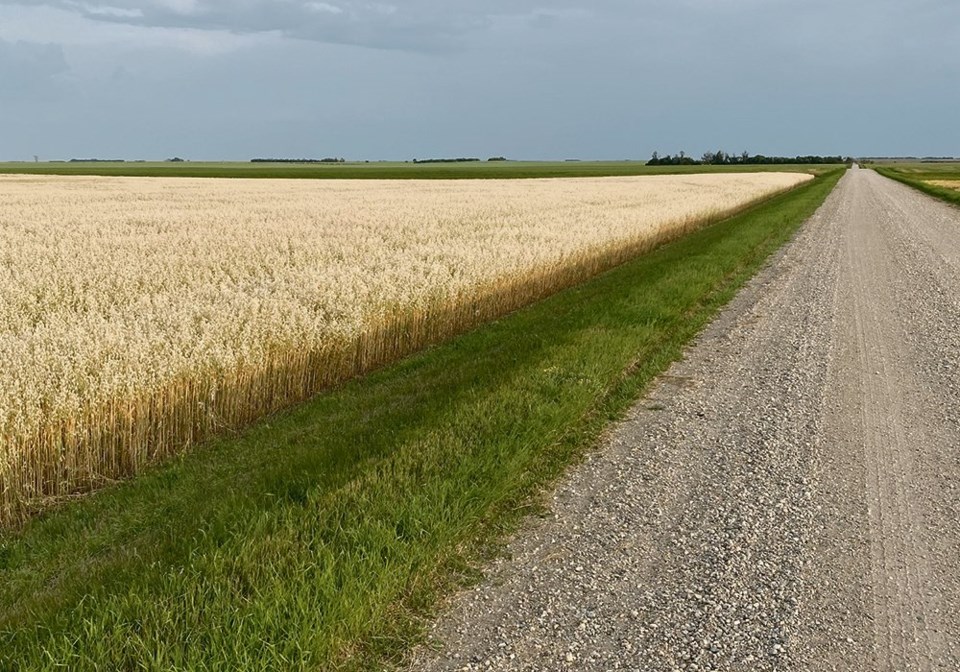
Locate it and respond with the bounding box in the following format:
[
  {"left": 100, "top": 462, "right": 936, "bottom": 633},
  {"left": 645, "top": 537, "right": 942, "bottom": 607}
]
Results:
[{"left": 410, "top": 167, "right": 960, "bottom": 671}]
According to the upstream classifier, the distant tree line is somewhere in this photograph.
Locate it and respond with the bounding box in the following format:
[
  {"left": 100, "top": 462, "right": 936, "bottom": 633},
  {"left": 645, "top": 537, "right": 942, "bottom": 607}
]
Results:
[
  {"left": 251, "top": 158, "right": 345, "bottom": 163},
  {"left": 647, "top": 150, "right": 850, "bottom": 166},
  {"left": 645, "top": 151, "right": 697, "bottom": 166},
  {"left": 487, "top": 156, "right": 508, "bottom": 162},
  {"left": 412, "top": 157, "right": 480, "bottom": 164}
]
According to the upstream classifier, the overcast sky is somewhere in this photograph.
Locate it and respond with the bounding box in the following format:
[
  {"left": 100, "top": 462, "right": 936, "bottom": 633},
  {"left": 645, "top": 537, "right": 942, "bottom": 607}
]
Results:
[{"left": 1, "top": 0, "right": 957, "bottom": 161}]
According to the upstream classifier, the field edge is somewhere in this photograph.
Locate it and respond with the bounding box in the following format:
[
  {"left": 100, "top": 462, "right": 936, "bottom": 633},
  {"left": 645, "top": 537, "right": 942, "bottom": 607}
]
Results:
[
  {"left": 0, "top": 168, "right": 845, "bottom": 671},
  {"left": 873, "top": 166, "right": 960, "bottom": 207}
]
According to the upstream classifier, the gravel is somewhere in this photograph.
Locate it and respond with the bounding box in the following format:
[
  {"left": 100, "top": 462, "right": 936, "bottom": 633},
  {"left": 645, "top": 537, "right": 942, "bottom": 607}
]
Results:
[{"left": 408, "top": 167, "right": 960, "bottom": 671}]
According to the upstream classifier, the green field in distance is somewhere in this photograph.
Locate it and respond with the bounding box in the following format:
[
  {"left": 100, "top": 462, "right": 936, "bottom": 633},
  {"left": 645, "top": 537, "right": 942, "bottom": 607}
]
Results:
[{"left": 0, "top": 160, "right": 840, "bottom": 180}]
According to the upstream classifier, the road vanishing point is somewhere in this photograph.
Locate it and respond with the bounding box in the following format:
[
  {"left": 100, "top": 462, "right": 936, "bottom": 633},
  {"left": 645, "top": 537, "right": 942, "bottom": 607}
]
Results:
[{"left": 412, "top": 167, "right": 960, "bottom": 671}]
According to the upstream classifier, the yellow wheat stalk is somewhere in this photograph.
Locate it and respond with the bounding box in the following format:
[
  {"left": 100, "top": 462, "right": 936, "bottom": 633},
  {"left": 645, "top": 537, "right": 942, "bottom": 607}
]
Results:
[{"left": 0, "top": 172, "right": 812, "bottom": 525}]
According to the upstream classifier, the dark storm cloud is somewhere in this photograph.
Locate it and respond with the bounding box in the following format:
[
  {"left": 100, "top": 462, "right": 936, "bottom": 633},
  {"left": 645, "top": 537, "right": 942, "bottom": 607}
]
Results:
[{"left": 0, "top": 0, "right": 957, "bottom": 160}]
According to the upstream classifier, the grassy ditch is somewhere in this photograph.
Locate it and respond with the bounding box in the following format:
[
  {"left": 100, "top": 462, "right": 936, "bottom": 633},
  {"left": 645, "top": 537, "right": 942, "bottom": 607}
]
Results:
[
  {"left": 873, "top": 163, "right": 960, "bottom": 207},
  {"left": 0, "top": 168, "right": 843, "bottom": 671}
]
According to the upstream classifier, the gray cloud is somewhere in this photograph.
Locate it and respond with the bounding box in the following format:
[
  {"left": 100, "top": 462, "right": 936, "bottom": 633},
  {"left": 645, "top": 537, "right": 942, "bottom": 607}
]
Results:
[
  {"left": 0, "top": 1, "right": 958, "bottom": 161},
  {"left": 0, "top": 38, "right": 68, "bottom": 92},
  {"left": 0, "top": 0, "right": 602, "bottom": 50}
]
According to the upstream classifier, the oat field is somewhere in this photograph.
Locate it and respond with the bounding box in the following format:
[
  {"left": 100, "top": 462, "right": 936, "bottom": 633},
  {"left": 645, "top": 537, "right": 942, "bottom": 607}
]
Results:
[{"left": 0, "top": 172, "right": 811, "bottom": 524}]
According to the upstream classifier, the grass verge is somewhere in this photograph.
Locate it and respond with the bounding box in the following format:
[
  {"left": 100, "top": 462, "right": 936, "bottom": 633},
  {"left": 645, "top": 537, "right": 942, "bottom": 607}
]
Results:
[
  {"left": 873, "top": 164, "right": 960, "bottom": 207},
  {"left": 0, "top": 168, "right": 843, "bottom": 670}
]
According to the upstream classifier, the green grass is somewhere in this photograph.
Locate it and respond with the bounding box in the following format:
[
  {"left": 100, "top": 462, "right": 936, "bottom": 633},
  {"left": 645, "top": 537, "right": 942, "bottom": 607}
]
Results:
[
  {"left": 872, "top": 162, "right": 960, "bottom": 207},
  {"left": 0, "top": 167, "right": 844, "bottom": 671},
  {"left": 0, "top": 160, "right": 839, "bottom": 180}
]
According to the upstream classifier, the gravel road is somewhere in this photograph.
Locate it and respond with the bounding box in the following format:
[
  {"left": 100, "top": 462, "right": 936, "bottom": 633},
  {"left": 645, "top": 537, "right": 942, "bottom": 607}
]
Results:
[{"left": 409, "top": 167, "right": 960, "bottom": 671}]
